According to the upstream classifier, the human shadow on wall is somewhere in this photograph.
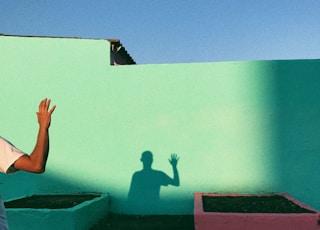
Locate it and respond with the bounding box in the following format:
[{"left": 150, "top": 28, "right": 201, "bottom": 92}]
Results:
[{"left": 128, "top": 151, "right": 180, "bottom": 213}]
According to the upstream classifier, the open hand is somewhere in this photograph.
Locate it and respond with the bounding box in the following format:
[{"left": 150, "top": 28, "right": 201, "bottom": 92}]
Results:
[
  {"left": 169, "top": 153, "right": 179, "bottom": 167},
  {"left": 37, "top": 98, "right": 56, "bottom": 129}
]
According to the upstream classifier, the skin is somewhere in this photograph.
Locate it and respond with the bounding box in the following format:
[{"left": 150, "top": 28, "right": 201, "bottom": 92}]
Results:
[{"left": 13, "top": 98, "right": 56, "bottom": 173}]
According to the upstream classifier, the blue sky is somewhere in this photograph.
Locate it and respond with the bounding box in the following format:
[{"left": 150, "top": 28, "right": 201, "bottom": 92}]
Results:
[{"left": 1, "top": 0, "right": 319, "bottom": 64}]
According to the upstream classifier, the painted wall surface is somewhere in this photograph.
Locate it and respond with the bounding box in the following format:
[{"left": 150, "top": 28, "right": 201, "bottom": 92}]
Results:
[{"left": 0, "top": 36, "right": 320, "bottom": 214}]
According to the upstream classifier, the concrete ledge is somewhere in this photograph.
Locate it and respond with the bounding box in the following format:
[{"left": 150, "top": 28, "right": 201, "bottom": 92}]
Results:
[
  {"left": 6, "top": 193, "right": 110, "bottom": 230},
  {"left": 194, "top": 193, "right": 320, "bottom": 230}
]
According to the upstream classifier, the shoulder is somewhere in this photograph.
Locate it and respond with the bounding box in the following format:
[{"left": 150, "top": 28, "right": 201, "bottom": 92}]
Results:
[
  {"left": 153, "top": 170, "right": 169, "bottom": 177},
  {"left": 0, "top": 136, "right": 13, "bottom": 150},
  {"left": 132, "top": 170, "right": 143, "bottom": 177},
  {"left": 0, "top": 136, "right": 16, "bottom": 148}
]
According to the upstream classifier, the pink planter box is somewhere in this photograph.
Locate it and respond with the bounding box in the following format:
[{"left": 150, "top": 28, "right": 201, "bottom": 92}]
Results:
[{"left": 194, "top": 193, "right": 320, "bottom": 230}]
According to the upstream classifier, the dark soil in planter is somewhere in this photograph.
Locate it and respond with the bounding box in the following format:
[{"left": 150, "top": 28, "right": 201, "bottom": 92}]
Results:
[
  {"left": 4, "top": 194, "right": 100, "bottom": 209},
  {"left": 4, "top": 195, "right": 194, "bottom": 230},
  {"left": 202, "top": 194, "right": 316, "bottom": 213},
  {"left": 90, "top": 214, "right": 195, "bottom": 230}
]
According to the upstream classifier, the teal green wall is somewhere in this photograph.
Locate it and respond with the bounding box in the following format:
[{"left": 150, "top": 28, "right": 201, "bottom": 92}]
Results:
[{"left": 1, "top": 36, "right": 320, "bottom": 214}]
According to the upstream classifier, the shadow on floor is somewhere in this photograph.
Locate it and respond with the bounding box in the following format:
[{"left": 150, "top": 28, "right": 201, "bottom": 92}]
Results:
[{"left": 90, "top": 214, "right": 194, "bottom": 230}]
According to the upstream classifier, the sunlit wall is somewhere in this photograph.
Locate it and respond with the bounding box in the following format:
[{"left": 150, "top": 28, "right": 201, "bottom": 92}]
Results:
[{"left": 0, "top": 35, "right": 319, "bottom": 214}]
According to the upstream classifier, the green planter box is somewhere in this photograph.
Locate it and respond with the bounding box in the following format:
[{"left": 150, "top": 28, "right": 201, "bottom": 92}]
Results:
[{"left": 5, "top": 193, "right": 110, "bottom": 230}]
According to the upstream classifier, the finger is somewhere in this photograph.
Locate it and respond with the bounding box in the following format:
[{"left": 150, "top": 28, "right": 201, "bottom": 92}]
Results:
[
  {"left": 49, "top": 105, "right": 56, "bottom": 114},
  {"left": 46, "top": 99, "right": 51, "bottom": 111},
  {"left": 39, "top": 99, "right": 44, "bottom": 111},
  {"left": 40, "top": 99, "right": 47, "bottom": 112},
  {"left": 172, "top": 154, "right": 179, "bottom": 161}
]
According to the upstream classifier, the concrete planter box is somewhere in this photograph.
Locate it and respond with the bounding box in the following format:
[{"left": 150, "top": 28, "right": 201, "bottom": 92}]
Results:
[
  {"left": 194, "top": 193, "right": 320, "bottom": 230},
  {"left": 5, "top": 193, "right": 110, "bottom": 230}
]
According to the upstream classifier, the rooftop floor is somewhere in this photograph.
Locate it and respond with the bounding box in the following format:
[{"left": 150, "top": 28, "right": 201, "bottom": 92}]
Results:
[{"left": 90, "top": 214, "right": 195, "bottom": 230}]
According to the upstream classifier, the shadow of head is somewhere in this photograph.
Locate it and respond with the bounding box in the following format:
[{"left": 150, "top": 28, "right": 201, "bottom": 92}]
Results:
[{"left": 141, "top": 151, "right": 153, "bottom": 167}]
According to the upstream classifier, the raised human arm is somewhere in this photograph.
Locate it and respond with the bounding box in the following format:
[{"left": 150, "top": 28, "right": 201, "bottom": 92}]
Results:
[
  {"left": 168, "top": 153, "right": 180, "bottom": 186},
  {"left": 13, "top": 98, "right": 56, "bottom": 173}
]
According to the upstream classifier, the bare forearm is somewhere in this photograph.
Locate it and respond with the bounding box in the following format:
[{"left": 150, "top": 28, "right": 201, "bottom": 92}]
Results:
[
  {"left": 168, "top": 154, "right": 180, "bottom": 186},
  {"left": 13, "top": 98, "right": 55, "bottom": 173},
  {"left": 172, "top": 166, "right": 180, "bottom": 186},
  {"left": 13, "top": 128, "right": 50, "bottom": 173},
  {"left": 29, "top": 127, "right": 49, "bottom": 172}
]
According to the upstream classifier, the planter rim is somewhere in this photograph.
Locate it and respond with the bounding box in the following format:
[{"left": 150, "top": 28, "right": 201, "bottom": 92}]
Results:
[{"left": 194, "top": 192, "right": 320, "bottom": 215}]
